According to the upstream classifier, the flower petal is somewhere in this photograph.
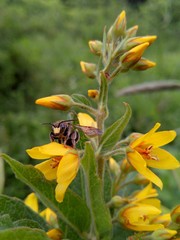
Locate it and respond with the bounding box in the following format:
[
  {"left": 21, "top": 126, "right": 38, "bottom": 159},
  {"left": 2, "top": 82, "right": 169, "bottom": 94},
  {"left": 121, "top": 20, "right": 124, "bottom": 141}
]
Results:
[
  {"left": 145, "top": 130, "right": 176, "bottom": 148},
  {"left": 35, "top": 159, "right": 57, "bottom": 180},
  {"left": 27, "top": 142, "right": 73, "bottom": 160},
  {"left": 55, "top": 152, "right": 79, "bottom": 202},
  {"left": 128, "top": 151, "right": 163, "bottom": 189},
  {"left": 77, "top": 113, "right": 97, "bottom": 127},
  {"left": 146, "top": 148, "right": 180, "bottom": 169},
  {"left": 24, "top": 193, "right": 38, "bottom": 212},
  {"left": 131, "top": 123, "right": 161, "bottom": 148},
  {"left": 132, "top": 183, "right": 158, "bottom": 202}
]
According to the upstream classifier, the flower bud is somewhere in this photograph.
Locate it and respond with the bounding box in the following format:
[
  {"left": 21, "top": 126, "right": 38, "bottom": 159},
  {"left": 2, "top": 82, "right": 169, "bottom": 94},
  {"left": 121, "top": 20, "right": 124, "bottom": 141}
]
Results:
[
  {"left": 133, "top": 174, "right": 150, "bottom": 185},
  {"left": 35, "top": 95, "right": 74, "bottom": 111},
  {"left": 171, "top": 205, "right": 180, "bottom": 225},
  {"left": 120, "top": 42, "right": 149, "bottom": 68},
  {"left": 150, "top": 228, "right": 177, "bottom": 240},
  {"left": 120, "top": 158, "right": 133, "bottom": 173},
  {"left": 125, "top": 36, "right": 157, "bottom": 50},
  {"left": 47, "top": 228, "right": 62, "bottom": 240},
  {"left": 132, "top": 58, "right": 156, "bottom": 71},
  {"left": 88, "top": 40, "right": 102, "bottom": 56},
  {"left": 88, "top": 89, "right": 99, "bottom": 100},
  {"left": 109, "top": 195, "right": 126, "bottom": 208},
  {"left": 109, "top": 157, "right": 120, "bottom": 177},
  {"left": 80, "top": 61, "right": 97, "bottom": 78},
  {"left": 126, "top": 25, "right": 139, "bottom": 38},
  {"left": 107, "top": 10, "right": 126, "bottom": 42}
]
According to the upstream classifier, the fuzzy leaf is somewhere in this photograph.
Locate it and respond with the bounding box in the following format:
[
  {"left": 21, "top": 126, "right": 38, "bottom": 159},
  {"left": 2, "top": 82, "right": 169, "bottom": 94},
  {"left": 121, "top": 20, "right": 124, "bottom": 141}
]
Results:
[
  {"left": 0, "top": 227, "right": 50, "bottom": 240},
  {"left": 1, "top": 154, "right": 90, "bottom": 239},
  {"left": 71, "top": 93, "right": 92, "bottom": 106},
  {"left": 81, "top": 143, "right": 112, "bottom": 240},
  {"left": 98, "top": 103, "right": 131, "bottom": 153},
  {"left": 0, "top": 195, "right": 48, "bottom": 231}
]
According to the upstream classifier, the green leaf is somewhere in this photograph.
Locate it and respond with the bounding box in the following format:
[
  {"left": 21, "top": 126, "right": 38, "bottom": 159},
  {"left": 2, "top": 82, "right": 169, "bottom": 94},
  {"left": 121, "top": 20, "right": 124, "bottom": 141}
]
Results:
[
  {"left": 0, "top": 195, "right": 49, "bottom": 231},
  {"left": 98, "top": 103, "right": 131, "bottom": 153},
  {"left": 2, "top": 154, "right": 90, "bottom": 240},
  {"left": 0, "top": 214, "right": 13, "bottom": 230},
  {"left": 81, "top": 143, "right": 112, "bottom": 240},
  {"left": 113, "top": 224, "right": 133, "bottom": 240},
  {"left": 71, "top": 93, "right": 92, "bottom": 106},
  {"left": 0, "top": 227, "right": 50, "bottom": 240}
]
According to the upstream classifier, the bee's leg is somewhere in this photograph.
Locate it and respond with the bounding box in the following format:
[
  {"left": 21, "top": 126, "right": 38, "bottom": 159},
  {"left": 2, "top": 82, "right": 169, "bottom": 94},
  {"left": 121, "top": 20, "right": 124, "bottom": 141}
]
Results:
[
  {"left": 70, "top": 130, "right": 80, "bottom": 148},
  {"left": 49, "top": 132, "right": 55, "bottom": 142}
]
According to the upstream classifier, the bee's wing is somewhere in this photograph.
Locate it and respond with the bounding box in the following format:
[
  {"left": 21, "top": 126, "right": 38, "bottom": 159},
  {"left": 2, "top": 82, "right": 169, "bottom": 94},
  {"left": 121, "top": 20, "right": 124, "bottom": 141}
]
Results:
[{"left": 75, "top": 125, "right": 102, "bottom": 137}]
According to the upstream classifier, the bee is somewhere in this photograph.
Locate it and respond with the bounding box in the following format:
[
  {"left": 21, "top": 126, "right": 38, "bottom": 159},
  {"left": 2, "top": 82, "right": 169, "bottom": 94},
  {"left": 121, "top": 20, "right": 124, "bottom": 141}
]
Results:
[{"left": 47, "top": 120, "right": 102, "bottom": 148}]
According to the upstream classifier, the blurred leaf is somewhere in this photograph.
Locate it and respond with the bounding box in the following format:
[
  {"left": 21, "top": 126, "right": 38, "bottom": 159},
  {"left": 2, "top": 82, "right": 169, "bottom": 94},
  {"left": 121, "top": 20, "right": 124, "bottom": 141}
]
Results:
[
  {"left": 81, "top": 143, "right": 112, "bottom": 240},
  {"left": 0, "top": 227, "right": 50, "bottom": 240},
  {"left": 1, "top": 154, "right": 90, "bottom": 239},
  {"left": 99, "top": 103, "right": 131, "bottom": 153},
  {"left": 0, "top": 157, "right": 5, "bottom": 193},
  {"left": 0, "top": 195, "right": 49, "bottom": 231},
  {"left": 71, "top": 93, "right": 92, "bottom": 106}
]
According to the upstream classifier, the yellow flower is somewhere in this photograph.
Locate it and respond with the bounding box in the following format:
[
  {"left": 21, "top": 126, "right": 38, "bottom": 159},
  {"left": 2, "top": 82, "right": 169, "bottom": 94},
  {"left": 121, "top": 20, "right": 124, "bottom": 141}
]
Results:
[
  {"left": 126, "top": 123, "right": 180, "bottom": 189},
  {"left": 151, "top": 213, "right": 171, "bottom": 228},
  {"left": 119, "top": 203, "right": 164, "bottom": 231},
  {"left": 35, "top": 95, "right": 74, "bottom": 111},
  {"left": 26, "top": 142, "right": 79, "bottom": 203}
]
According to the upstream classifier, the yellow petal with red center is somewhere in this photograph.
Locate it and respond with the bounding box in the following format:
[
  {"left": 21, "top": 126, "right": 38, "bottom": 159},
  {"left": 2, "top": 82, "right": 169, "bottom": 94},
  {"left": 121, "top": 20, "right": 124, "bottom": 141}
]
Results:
[
  {"left": 146, "top": 148, "right": 180, "bottom": 169},
  {"left": 55, "top": 152, "right": 79, "bottom": 203},
  {"left": 127, "top": 151, "right": 163, "bottom": 189},
  {"left": 77, "top": 113, "right": 97, "bottom": 127},
  {"left": 144, "top": 130, "right": 176, "bottom": 148},
  {"left": 24, "top": 193, "right": 38, "bottom": 212},
  {"left": 123, "top": 204, "right": 163, "bottom": 231},
  {"left": 26, "top": 142, "right": 72, "bottom": 160},
  {"left": 35, "top": 159, "right": 57, "bottom": 180},
  {"left": 131, "top": 123, "right": 161, "bottom": 148}
]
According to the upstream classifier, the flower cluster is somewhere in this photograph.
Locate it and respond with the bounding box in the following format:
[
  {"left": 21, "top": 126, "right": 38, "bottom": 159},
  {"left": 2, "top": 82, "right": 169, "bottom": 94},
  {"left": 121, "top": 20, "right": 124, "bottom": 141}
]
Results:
[{"left": 23, "top": 10, "right": 180, "bottom": 240}]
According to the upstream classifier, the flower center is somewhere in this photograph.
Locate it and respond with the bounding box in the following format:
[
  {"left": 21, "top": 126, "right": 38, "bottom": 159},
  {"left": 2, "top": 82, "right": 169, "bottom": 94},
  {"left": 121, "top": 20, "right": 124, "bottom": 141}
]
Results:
[
  {"left": 50, "top": 157, "right": 62, "bottom": 168},
  {"left": 136, "top": 144, "right": 159, "bottom": 161}
]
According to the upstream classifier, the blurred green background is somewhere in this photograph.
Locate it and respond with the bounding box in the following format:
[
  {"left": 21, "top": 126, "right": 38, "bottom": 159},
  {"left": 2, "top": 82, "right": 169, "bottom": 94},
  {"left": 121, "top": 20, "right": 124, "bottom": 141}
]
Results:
[{"left": 0, "top": 0, "right": 180, "bottom": 208}]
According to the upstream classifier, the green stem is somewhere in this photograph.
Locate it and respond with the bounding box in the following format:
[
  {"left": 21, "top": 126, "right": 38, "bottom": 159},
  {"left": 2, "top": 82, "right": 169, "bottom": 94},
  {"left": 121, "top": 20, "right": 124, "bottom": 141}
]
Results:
[{"left": 73, "top": 102, "right": 98, "bottom": 116}]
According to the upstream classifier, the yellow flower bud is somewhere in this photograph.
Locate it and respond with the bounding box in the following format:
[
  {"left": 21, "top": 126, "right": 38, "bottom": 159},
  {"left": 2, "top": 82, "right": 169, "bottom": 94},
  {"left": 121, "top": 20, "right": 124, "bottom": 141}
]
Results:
[
  {"left": 88, "top": 40, "right": 102, "bottom": 56},
  {"left": 125, "top": 36, "right": 157, "bottom": 50},
  {"left": 126, "top": 25, "right": 139, "bottom": 38},
  {"left": 110, "top": 195, "right": 126, "bottom": 208},
  {"left": 132, "top": 58, "right": 156, "bottom": 71},
  {"left": 107, "top": 10, "right": 126, "bottom": 42},
  {"left": 151, "top": 228, "right": 177, "bottom": 240},
  {"left": 171, "top": 205, "right": 180, "bottom": 226},
  {"left": 120, "top": 158, "right": 133, "bottom": 173},
  {"left": 88, "top": 89, "right": 99, "bottom": 100},
  {"left": 120, "top": 42, "right": 149, "bottom": 65},
  {"left": 47, "top": 228, "right": 62, "bottom": 240},
  {"left": 109, "top": 157, "right": 120, "bottom": 176},
  {"left": 35, "top": 95, "right": 74, "bottom": 111},
  {"left": 80, "top": 61, "right": 97, "bottom": 79}
]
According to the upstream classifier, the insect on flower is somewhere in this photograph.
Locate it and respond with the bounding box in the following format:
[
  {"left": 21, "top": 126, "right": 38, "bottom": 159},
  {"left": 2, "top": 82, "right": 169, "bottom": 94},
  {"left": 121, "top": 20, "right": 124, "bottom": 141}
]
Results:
[{"left": 44, "top": 120, "right": 102, "bottom": 148}]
